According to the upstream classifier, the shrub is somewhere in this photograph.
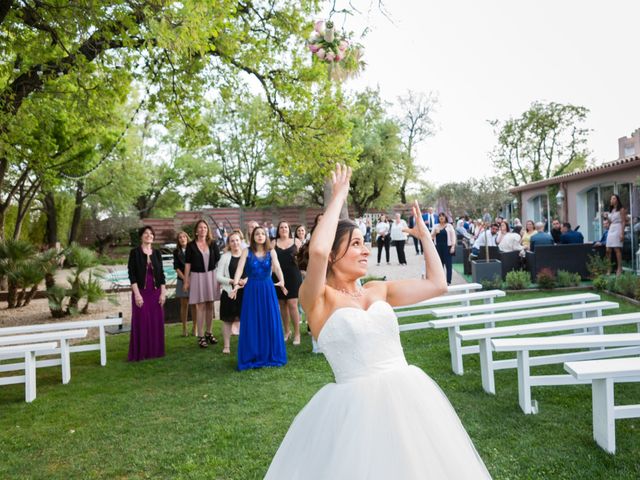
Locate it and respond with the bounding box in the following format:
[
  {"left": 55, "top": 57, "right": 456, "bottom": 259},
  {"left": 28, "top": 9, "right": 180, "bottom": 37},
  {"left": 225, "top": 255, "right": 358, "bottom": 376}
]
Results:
[
  {"left": 360, "top": 275, "right": 386, "bottom": 285},
  {"left": 481, "top": 274, "right": 503, "bottom": 290},
  {"left": 536, "top": 267, "right": 556, "bottom": 290},
  {"left": 556, "top": 270, "right": 581, "bottom": 288},
  {"left": 612, "top": 272, "right": 639, "bottom": 299},
  {"left": 586, "top": 254, "right": 611, "bottom": 279},
  {"left": 592, "top": 275, "right": 611, "bottom": 291},
  {"left": 505, "top": 270, "right": 530, "bottom": 290}
]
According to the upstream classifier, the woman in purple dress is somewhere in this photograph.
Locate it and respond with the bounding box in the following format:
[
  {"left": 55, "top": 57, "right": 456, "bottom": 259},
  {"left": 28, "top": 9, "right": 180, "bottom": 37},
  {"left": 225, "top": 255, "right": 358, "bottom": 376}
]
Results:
[{"left": 127, "top": 226, "right": 166, "bottom": 361}]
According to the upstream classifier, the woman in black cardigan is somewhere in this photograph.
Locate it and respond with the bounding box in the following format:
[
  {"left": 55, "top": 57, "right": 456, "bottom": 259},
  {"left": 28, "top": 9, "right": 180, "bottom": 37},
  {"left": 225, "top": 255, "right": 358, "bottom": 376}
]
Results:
[
  {"left": 127, "top": 225, "right": 166, "bottom": 361},
  {"left": 183, "top": 219, "right": 221, "bottom": 348}
]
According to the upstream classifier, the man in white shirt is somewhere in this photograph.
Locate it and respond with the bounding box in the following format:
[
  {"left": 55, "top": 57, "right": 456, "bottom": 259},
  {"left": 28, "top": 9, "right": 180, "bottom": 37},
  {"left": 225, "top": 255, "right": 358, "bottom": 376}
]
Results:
[{"left": 470, "top": 223, "right": 498, "bottom": 258}]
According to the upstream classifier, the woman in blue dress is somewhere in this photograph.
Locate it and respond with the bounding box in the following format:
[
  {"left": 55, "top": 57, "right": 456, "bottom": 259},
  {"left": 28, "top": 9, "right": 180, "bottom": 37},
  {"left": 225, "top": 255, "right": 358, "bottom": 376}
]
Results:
[{"left": 230, "top": 226, "right": 288, "bottom": 370}]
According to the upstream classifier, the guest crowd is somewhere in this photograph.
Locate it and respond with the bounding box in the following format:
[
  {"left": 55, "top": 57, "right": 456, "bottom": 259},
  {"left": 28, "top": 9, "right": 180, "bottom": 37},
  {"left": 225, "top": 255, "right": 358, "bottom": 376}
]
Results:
[{"left": 125, "top": 193, "right": 628, "bottom": 365}]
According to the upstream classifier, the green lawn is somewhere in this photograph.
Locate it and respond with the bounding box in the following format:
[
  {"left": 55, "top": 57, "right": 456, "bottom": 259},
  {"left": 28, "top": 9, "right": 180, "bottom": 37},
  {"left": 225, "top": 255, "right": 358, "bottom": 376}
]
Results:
[{"left": 1, "top": 290, "right": 639, "bottom": 479}]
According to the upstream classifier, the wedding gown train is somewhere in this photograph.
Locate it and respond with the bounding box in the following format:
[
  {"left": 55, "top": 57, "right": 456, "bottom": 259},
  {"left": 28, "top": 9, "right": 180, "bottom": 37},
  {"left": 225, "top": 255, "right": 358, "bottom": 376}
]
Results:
[{"left": 264, "top": 300, "right": 491, "bottom": 479}]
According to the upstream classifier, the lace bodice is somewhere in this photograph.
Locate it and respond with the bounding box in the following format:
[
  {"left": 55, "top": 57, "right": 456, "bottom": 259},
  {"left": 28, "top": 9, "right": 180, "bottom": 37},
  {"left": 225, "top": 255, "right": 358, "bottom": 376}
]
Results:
[
  {"left": 318, "top": 301, "right": 408, "bottom": 384},
  {"left": 246, "top": 250, "right": 272, "bottom": 280}
]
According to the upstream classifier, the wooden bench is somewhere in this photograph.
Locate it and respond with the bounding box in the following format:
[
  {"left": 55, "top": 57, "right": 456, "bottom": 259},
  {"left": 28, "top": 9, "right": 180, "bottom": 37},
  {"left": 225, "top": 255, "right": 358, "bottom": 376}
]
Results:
[
  {"left": 0, "top": 317, "right": 123, "bottom": 366},
  {"left": 395, "top": 290, "right": 505, "bottom": 318},
  {"left": 457, "top": 312, "right": 640, "bottom": 394},
  {"left": 0, "top": 342, "right": 58, "bottom": 403},
  {"left": 426, "top": 292, "right": 601, "bottom": 319},
  {"left": 492, "top": 334, "right": 640, "bottom": 414},
  {"left": 0, "top": 329, "right": 88, "bottom": 384},
  {"left": 565, "top": 357, "right": 640, "bottom": 454},
  {"left": 418, "top": 300, "right": 617, "bottom": 375}
]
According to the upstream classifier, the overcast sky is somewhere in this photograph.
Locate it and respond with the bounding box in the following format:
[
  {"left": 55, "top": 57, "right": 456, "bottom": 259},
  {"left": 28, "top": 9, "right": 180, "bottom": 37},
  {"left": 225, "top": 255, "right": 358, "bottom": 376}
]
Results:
[{"left": 335, "top": 0, "right": 640, "bottom": 185}]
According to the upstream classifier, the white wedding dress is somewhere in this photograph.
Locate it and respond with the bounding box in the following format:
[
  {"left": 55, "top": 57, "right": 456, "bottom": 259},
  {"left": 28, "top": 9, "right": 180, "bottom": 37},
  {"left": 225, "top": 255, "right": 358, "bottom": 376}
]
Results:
[{"left": 265, "top": 300, "right": 492, "bottom": 479}]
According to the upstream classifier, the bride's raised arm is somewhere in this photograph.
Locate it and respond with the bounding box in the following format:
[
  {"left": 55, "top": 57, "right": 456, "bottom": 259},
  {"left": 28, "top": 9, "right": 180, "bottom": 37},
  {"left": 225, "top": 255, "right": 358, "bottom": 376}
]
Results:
[
  {"left": 298, "top": 164, "right": 352, "bottom": 320},
  {"left": 382, "top": 200, "right": 447, "bottom": 306}
]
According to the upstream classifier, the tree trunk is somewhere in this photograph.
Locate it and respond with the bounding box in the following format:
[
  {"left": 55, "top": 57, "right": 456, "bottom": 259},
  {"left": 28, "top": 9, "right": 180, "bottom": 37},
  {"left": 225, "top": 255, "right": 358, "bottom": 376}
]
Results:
[
  {"left": 399, "top": 176, "right": 408, "bottom": 205},
  {"left": 23, "top": 285, "right": 39, "bottom": 306},
  {"left": 69, "top": 181, "right": 85, "bottom": 244},
  {"left": 43, "top": 190, "right": 58, "bottom": 247}
]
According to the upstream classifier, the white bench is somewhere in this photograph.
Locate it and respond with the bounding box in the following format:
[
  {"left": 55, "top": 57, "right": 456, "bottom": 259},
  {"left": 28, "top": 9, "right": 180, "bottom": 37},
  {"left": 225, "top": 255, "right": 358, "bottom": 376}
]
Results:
[
  {"left": 0, "top": 317, "right": 123, "bottom": 366},
  {"left": 427, "top": 293, "right": 601, "bottom": 319},
  {"left": 0, "top": 342, "right": 58, "bottom": 403},
  {"left": 0, "top": 329, "right": 88, "bottom": 384},
  {"left": 421, "top": 301, "right": 618, "bottom": 375},
  {"left": 395, "top": 290, "right": 505, "bottom": 317},
  {"left": 565, "top": 357, "right": 640, "bottom": 454},
  {"left": 457, "top": 312, "right": 640, "bottom": 395},
  {"left": 492, "top": 334, "right": 640, "bottom": 414}
]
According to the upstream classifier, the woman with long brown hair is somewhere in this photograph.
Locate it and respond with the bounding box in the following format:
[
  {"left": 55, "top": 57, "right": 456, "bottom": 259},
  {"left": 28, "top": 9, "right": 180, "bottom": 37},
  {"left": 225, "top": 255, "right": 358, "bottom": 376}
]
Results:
[
  {"left": 265, "top": 165, "right": 491, "bottom": 479},
  {"left": 183, "top": 219, "right": 221, "bottom": 349},
  {"left": 273, "top": 221, "right": 303, "bottom": 345}
]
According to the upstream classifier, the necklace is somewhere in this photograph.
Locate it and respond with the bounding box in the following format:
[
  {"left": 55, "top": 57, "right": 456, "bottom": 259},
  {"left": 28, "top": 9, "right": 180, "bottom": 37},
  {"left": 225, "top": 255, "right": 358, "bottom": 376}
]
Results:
[{"left": 334, "top": 286, "right": 366, "bottom": 298}]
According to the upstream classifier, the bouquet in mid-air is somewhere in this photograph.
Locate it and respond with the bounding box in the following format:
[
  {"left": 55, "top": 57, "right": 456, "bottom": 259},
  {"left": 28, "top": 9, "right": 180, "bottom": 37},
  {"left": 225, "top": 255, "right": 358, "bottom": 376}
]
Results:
[{"left": 307, "top": 20, "right": 351, "bottom": 64}]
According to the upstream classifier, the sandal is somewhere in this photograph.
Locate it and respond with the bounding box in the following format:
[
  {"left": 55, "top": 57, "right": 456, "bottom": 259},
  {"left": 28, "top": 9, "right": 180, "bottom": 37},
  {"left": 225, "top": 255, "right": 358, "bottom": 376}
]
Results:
[
  {"left": 198, "top": 336, "right": 208, "bottom": 348},
  {"left": 222, "top": 347, "right": 230, "bottom": 355},
  {"left": 205, "top": 332, "right": 218, "bottom": 345}
]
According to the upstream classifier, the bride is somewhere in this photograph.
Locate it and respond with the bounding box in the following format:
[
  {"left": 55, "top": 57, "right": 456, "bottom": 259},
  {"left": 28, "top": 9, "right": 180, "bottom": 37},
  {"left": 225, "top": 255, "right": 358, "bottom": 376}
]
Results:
[{"left": 265, "top": 164, "right": 491, "bottom": 479}]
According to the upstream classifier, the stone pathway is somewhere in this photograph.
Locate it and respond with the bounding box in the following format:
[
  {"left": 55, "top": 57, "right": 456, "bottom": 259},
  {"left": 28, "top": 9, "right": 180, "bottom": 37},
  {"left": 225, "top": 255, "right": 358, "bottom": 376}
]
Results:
[{"left": 365, "top": 244, "right": 466, "bottom": 285}]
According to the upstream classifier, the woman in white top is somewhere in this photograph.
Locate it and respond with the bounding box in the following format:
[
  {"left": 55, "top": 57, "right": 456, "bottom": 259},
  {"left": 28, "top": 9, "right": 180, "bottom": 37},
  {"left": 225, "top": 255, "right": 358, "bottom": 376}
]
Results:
[
  {"left": 375, "top": 214, "right": 391, "bottom": 265},
  {"left": 497, "top": 222, "right": 524, "bottom": 254},
  {"left": 606, "top": 194, "right": 626, "bottom": 276},
  {"left": 390, "top": 213, "right": 408, "bottom": 265},
  {"left": 216, "top": 231, "right": 246, "bottom": 354}
]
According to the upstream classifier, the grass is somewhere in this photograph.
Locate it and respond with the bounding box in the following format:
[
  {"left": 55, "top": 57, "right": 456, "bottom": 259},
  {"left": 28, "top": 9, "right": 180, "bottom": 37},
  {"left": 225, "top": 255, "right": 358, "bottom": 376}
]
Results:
[{"left": 1, "top": 290, "right": 639, "bottom": 479}]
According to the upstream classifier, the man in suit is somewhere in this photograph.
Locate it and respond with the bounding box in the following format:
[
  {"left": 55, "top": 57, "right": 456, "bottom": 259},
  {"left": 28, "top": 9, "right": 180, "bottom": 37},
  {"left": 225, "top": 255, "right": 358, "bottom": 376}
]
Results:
[
  {"left": 422, "top": 207, "right": 437, "bottom": 231},
  {"left": 560, "top": 222, "right": 584, "bottom": 244}
]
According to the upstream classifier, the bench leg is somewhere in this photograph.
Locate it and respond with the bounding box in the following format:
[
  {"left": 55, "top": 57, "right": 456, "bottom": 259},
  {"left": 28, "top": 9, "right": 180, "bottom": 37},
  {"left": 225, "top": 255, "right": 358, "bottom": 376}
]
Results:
[
  {"left": 479, "top": 339, "right": 495, "bottom": 394},
  {"left": 592, "top": 377, "right": 616, "bottom": 454},
  {"left": 99, "top": 325, "right": 107, "bottom": 366},
  {"left": 448, "top": 326, "right": 464, "bottom": 375},
  {"left": 517, "top": 351, "right": 537, "bottom": 414},
  {"left": 61, "top": 340, "right": 71, "bottom": 384},
  {"left": 24, "top": 351, "right": 37, "bottom": 403}
]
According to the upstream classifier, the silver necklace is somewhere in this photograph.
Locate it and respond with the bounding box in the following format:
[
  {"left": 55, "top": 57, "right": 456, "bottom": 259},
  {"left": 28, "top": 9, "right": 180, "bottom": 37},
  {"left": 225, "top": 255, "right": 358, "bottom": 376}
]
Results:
[{"left": 335, "top": 286, "right": 365, "bottom": 298}]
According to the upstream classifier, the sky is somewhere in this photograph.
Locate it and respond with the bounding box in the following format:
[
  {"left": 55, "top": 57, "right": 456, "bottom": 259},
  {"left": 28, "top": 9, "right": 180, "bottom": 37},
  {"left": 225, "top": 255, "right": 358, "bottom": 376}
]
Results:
[{"left": 334, "top": 0, "right": 640, "bottom": 185}]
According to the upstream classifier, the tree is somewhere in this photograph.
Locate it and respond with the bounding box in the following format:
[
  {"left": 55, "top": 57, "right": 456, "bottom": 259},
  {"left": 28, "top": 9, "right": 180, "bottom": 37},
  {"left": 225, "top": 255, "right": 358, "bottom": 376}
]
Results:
[
  {"left": 430, "top": 176, "right": 513, "bottom": 219},
  {"left": 348, "top": 89, "right": 404, "bottom": 216},
  {"left": 397, "top": 91, "right": 437, "bottom": 203},
  {"left": 0, "top": 1, "right": 338, "bottom": 228},
  {"left": 490, "top": 102, "right": 591, "bottom": 187}
]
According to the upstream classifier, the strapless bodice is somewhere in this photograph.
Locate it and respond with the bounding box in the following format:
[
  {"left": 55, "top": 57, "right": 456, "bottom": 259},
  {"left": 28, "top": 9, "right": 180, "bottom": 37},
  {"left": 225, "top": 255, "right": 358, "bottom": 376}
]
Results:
[{"left": 317, "top": 301, "right": 408, "bottom": 383}]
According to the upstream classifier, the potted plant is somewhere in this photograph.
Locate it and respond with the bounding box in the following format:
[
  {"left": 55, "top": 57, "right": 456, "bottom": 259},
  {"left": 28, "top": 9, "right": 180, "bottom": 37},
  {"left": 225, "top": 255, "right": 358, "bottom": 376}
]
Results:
[{"left": 471, "top": 223, "right": 502, "bottom": 284}]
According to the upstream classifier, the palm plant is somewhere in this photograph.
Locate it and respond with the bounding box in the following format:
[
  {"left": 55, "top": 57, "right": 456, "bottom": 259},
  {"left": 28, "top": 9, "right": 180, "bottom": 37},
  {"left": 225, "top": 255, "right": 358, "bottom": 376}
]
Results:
[
  {"left": 0, "top": 239, "right": 36, "bottom": 308},
  {"left": 64, "top": 243, "right": 107, "bottom": 315}
]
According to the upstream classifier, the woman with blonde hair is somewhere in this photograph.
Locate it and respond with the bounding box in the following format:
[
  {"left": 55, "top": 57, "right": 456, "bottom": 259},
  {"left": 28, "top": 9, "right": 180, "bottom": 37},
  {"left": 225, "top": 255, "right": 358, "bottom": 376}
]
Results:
[{"left": 216, "top": 231, "right": 246, "bottom": 354}]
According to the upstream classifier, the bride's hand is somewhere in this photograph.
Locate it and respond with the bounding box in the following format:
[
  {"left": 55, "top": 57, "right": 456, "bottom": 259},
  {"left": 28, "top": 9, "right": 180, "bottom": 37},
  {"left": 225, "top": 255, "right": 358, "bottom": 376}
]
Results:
[
  {"left": 331, "top": 163, "right": 352, "bottom": 204},
  {"left": 405, "top": 200, "right": 430, "bottom": 239}
]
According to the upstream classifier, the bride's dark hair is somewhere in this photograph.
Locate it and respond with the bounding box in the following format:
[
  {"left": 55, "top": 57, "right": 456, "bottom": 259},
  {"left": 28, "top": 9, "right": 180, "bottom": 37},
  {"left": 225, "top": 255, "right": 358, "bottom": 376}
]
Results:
[{"left": 296, "top": 219, "right": 358, "bottom": 271}]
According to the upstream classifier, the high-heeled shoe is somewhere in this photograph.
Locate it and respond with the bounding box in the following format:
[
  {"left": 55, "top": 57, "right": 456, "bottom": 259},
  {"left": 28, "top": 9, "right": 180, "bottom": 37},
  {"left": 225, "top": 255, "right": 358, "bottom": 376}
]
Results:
[
  {"left": 284, "top": 331, "right": 292, "bottom": 342},
  {"left": 293, "top": 336, "right": 301, "bottom": 346}
]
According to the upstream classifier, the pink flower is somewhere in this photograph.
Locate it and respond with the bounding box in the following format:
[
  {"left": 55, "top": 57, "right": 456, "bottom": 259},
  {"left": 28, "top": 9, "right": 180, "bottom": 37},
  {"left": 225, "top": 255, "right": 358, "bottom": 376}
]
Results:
[
  {"left": 314, "top": 21, "right": 324, "bottom": 34},
  {"left": 335, "top": 51, "right": 344, "bottom": 62},
  {"left": 316, "top": 48, "right": 325, "bottom": 59},
  {"left": 325, "top": 51, "right": 335, "bottom": 62},
  {"left": 308, "top": 44, "right": 320, "bottom": 53},
  {"left": 339, "top": 40, "right": 349, "bottom": 51}
]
